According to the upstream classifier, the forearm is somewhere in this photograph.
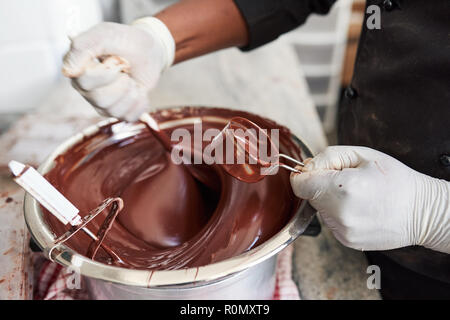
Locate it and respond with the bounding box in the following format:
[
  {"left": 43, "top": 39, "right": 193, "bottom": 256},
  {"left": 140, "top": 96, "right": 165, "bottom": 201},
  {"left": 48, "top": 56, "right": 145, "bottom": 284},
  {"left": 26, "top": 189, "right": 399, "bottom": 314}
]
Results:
[{"left": 155, "top": 0, "right": 249, "bottom": 64}]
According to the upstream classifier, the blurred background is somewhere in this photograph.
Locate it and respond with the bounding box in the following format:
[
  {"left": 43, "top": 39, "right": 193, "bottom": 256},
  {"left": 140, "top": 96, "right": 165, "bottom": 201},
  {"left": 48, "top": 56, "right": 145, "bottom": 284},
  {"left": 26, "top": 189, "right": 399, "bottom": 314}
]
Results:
[{"left": 0, "top": 0, "right": 365, "bottom": 142}]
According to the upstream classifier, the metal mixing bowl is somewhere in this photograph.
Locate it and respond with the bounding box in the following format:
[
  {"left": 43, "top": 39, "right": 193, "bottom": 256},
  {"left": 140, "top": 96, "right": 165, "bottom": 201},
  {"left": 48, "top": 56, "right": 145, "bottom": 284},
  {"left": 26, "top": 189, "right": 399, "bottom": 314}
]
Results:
[{"left": 24, "top": 107, "right": 315, "bottom": 299}]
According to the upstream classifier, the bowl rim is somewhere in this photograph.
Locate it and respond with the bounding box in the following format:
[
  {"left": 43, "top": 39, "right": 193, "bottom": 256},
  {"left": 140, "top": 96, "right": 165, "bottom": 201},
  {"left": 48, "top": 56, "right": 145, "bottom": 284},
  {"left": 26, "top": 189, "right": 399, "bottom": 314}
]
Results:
[{"left": 24, "top": 106, "right": 315, "bottom": 288}]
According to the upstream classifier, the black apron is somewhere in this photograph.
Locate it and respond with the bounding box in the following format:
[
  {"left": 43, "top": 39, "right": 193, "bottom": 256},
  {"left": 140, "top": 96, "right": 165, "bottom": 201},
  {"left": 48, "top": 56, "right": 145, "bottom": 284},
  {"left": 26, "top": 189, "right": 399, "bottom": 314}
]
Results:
[{"left": 338, "top": 0, "right": 450, "bottom": 297}]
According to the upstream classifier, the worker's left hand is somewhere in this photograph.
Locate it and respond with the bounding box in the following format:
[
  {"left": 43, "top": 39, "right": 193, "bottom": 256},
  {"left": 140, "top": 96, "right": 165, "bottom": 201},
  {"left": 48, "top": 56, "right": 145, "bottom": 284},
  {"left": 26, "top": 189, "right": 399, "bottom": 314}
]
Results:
[
  {"left": 290, "top": 146, "right": 450, "bottom": 253},
  {"left": 62, "top": 19, "right": 175, "bottom": 122}
]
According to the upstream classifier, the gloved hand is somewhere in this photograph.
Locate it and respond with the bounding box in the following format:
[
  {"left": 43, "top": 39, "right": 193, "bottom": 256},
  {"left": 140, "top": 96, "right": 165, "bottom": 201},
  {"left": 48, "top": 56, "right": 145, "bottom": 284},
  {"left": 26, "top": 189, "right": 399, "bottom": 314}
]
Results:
[
  {"left": 291, "top": 146, "right": 450, "bottom": 253},
  {"left": 62, "top": 18, "right": 175, "bottom": 121}
]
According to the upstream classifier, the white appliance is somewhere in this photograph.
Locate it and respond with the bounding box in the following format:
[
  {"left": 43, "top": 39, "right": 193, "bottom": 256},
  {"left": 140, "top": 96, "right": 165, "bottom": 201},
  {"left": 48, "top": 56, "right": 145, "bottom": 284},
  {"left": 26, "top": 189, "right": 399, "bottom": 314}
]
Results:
[{"left": 0, "top": 0, "right": 103, "bottom": 113}]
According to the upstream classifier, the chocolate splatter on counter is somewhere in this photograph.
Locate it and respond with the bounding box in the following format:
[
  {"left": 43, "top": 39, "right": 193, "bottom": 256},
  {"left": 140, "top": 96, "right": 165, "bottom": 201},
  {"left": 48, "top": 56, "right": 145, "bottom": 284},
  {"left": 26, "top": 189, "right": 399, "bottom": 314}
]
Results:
[{"left": 3, "top": 247, "right": 14, "bottom": 256}]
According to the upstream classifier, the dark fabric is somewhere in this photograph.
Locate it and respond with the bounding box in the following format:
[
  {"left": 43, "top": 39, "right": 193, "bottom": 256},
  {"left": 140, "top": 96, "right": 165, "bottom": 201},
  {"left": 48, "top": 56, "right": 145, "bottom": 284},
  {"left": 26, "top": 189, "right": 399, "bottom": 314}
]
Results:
[
  {"left": 233, "top": 0, "right": 336, "bottom": 50},
  {"left": 234, "top": 0, "right": 450, "bottom": 296},
  {"left": 339, "top": 0, "right": 450, "bottom": 181},
  {"left": 365, "top": 251, "right": 450, "bottom": 299},
  {"left": 338, "top": 0, "right": 450, "bottom": 287}
]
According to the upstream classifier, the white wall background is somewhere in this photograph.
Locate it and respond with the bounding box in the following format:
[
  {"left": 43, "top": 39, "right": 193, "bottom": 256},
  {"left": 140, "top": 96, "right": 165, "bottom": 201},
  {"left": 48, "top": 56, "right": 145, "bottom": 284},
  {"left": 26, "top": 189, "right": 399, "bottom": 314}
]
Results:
[
  {"left": 0, "top": 0, "right": 350, "bottom": 133},
  {"left": 119, "top": 0, "right": 176, "bottom": 23},
  {"left": 0, "top": 0, "right": 102, "bottom": 113}
]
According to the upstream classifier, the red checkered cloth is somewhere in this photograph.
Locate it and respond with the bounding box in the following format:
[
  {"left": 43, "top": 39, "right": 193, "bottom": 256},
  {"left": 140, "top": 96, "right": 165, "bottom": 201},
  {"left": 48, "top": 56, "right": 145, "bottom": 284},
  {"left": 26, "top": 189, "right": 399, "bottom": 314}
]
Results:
[{"left": 33, "top": 246, "right": 300, "bottom": 300}]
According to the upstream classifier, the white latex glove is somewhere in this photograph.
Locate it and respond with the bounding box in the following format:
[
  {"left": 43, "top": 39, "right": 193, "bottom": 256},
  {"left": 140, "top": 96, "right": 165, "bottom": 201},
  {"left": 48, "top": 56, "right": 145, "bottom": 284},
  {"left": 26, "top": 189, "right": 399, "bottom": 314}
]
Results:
[
  {"left": 291, "top": 146, "right": 450, "bottom": 253},
  {"left": 62, "top": 18, "right": 175, "bottom": 121}
]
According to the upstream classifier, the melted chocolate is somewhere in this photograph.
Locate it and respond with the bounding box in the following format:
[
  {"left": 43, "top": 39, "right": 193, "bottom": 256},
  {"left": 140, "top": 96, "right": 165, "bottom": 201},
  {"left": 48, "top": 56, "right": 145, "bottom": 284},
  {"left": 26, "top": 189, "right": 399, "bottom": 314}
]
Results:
[
  {"left": 86, "top": 198, "right": 123, "bottom": 260},
  {"left": 216, "top": 117, "right": 279, "bottom": 183},
  {"left": 44, "top": 107, "right": 303, "bottom": 270}
]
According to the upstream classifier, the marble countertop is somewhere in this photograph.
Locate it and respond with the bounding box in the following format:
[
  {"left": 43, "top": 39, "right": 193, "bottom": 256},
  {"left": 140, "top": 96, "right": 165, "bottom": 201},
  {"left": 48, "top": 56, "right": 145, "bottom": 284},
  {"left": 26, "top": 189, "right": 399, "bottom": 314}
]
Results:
[{"left": 0, "top": 40, "right": 379, "bottom": 300}]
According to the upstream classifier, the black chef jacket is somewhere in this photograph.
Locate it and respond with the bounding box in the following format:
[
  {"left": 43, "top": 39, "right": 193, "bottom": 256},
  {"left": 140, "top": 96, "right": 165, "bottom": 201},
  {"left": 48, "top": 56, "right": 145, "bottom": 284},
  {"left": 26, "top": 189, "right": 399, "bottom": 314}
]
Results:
[{"left": 233, "top": 0, "right": 450, "bottom": 298}]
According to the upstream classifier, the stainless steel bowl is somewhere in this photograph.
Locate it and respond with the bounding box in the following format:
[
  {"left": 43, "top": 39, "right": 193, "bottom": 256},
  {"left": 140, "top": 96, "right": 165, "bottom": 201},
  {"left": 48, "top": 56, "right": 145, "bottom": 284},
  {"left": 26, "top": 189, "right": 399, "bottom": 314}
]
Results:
[{"left": 24, "top": 107, "right": 315, "bottom": 299}]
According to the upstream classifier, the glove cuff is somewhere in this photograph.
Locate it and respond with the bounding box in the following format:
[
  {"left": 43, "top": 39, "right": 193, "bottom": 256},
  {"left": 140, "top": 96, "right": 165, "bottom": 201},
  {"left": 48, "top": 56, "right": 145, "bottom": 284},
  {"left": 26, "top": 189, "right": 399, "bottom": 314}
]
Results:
[
  {"left": 414, "top": 175, "right": 450, "bottom": 253},
  {"left": 131, "top": 17, "right": 175, "bottom": 70}
]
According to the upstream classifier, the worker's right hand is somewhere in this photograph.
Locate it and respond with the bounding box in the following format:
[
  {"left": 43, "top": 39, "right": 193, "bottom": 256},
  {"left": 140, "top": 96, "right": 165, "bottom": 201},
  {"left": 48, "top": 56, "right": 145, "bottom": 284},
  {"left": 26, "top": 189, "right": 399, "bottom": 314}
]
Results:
[
  {"left": 62, "top": 18, "right": 175, "bottom": 122},
  {"left": 290, "top": 146, "right": 450, "bottom": 254}
]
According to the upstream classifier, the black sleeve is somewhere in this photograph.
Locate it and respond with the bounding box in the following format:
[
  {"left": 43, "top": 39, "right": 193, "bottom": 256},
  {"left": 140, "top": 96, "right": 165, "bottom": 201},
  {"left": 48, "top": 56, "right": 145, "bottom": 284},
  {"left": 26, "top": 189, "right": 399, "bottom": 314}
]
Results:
[{"left": 233, "top": 0, "right": 337, "bottom": 51}]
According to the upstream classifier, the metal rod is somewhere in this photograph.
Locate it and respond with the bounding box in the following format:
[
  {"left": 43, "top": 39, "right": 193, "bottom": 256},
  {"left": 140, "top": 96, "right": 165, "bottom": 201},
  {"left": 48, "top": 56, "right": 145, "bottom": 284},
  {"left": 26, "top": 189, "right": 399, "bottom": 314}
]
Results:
[
  {"left": 82, "top": 227, "right": 99, "bottom": 241},
  {"left": 278, "top": 154, "right": 305, "bottom": 167},
  {"left": 278, "top": 164, "right": 302, "bottom": 174}
]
